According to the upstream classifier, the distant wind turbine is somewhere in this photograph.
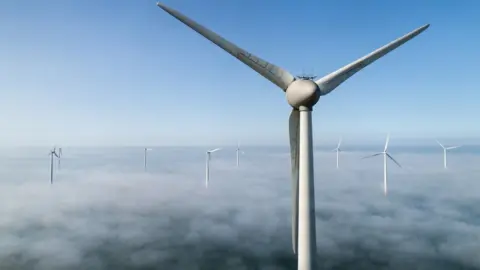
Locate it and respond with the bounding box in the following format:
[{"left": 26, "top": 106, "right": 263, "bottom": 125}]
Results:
[
  {"left": 331, "top": 137, "right": 342, "bottom": 169},
  {"left": 236, "top": 142, "right": 245, "bottom": 167},
  {"left": 49, "top": 147, "right": 59, "bottom": 184},
  {"left": 362, "top": 134, "right": 402, "bottom": 196},
  {"left": 205, "top": 148, "right": 221, "bottom": 188},
  {"left": 435, "top": 140, "right": 461, "bottom": 169},
  {"left": 144, "top": 148, "right": 153, "bottom": 171}
]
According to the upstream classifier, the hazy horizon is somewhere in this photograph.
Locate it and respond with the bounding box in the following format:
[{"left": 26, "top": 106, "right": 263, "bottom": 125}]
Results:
[{"left": 1, "top": 147, "right": 480, "bottom": 269}]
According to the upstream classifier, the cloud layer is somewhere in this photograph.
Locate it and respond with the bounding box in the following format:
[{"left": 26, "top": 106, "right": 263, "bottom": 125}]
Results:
[{"left": 1, "top": 147, "right": 479, "bottom": 269}]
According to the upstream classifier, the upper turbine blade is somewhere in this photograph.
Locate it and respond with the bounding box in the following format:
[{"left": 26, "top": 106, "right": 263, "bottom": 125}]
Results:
[
  {"left": 208, "top": 148, "right": 222, "bottom": 153},
  {"left": 315, "top": 24, "right": 430, "bottom": 95},
  {"left": 361, "top": 153, "right": 382, "bottom": 159},
  {"left": 337, "top": 137, "right": 342, "bottom": 148},
  {"left": 435, "top": 139, "right": 445, "bottom": 148},
  {"left": 384, "top": 133, "right": 390, "bottom": 152},
  {"left": 386, "top": 153, "right": 402, "bottom": 168},
  {"left": 288, "top": 109, "right": 300, "bottom": 254},
  {"left": 157, "top": 3, "right": 295, "bottom": 91}
]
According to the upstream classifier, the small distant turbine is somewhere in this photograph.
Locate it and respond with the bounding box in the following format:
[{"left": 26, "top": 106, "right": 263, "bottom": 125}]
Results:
[
  {"left": 435, "top": 140, "right": 461, "bottom": 169},
  {"left": 331, "top": 137, "right": 342, "bottom": 169},
  {"left": 144, "top": 148, "right": 153, "bottom": 171},
  {"left": 362, "top": 134, "right": 402, "bottom": 196},
  {"left": 205, "top": 148, "right": 221, "bottom": 188},
  {"left": 236, "top": 141, "right": 245, "bottom": 167},
  {"left": 49, "top": 147, "right": 59, "bottom": 184}
]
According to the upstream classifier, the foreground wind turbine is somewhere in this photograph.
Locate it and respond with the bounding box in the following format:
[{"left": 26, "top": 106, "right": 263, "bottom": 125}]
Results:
[
  {"left": 49, "top": 147, "right": 59, "bottom": 184},
  {"left": 156, "top": 3, "right": 429, "bottom": 268},
  {"left": 331, "top": 137, "right": 342, "bottom": 169},
  {"left": 435, "top": 140, "right": 461, "bottom": 169},
  {"left": 362, "top": 134, "right": 402, "bottom": 196},
  {"left": 205, "top": 148, "right": 221, "bottom": 188},
  {"left": 236, "top": 141, "right": 244, "bottom": 167},
  {"left": 144, "top": 148, "right": 153, "bottom": 171}
]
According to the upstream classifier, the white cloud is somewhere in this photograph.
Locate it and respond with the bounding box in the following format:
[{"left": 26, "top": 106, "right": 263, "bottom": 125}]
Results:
[{"left": 0, "top": 147, "right": 479, "bottom": 269}]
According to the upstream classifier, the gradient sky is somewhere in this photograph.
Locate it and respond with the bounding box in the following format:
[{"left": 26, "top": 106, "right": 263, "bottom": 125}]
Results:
[{"left": 1, "top": 1, "right": 479, "bottom": 147}]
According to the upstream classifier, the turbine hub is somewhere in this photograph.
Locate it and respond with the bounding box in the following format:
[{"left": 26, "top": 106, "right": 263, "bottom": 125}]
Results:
[{"left": 286, "top": 79, "right": 320, "bottom": 109}]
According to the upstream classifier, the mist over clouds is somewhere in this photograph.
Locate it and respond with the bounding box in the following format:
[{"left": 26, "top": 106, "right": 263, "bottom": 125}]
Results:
[{"left": 1, "top": 147, "right": 480, "bottom": 269}]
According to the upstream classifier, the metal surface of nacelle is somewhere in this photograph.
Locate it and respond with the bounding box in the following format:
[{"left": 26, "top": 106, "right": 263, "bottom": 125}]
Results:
[{"left": 286, "top": 80, "right": 321, "bottom": 109}]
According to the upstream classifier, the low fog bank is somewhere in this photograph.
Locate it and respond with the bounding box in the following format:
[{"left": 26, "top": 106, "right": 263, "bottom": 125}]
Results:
[{"left": 1, "top": 147, "right": 480, "bottom": 269}]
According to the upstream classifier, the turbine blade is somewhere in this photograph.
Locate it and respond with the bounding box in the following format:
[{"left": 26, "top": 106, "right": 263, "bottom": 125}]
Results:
[
  {"left": 315, "top": 24, "right": 430, "bottom": 95},
  {"left": 435, "top": 139, "right": 445, "bottom": 148},
  {"left": 208, "top": 148, "right": 222, "bottom": 153},
  {"left": 361, "top": 153, "right": 382, "bottom": 159},
  {"left": 288, "top": 108, "right": 300, "bottom": 254},
  {"left": 446, "top": 145, "right": 461, "bottom": 150},
  {"left": 384, "top": 133, "right": 390, "bottom": 152},
  {"left": 337, "top": 137, "right": 342, "bottom": 148},
  {"left": 386, "top": 153, "right": 402, "bottom": 168},
  {"left": 157, "top": 3, "right": 295, "bottom": 91}
]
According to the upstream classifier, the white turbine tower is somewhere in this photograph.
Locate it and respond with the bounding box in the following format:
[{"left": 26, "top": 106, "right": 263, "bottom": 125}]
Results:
[
  {"left": 205, "top": 148, "right": 221, "bottom": 188},
  {"left": 435, "top": 140, "right": 461, "bottom": 169},
  {"left": 49, "top": 147, "right": 59, "bottom": 184},
  {"left": 331, "top": 137, "right": 342, "bottom": 169},
  {"left": 236, "top": 141, "right": 244, "bottom": 167},
  {"left": 156, "top": 3, "right": 429, "bottom": 269},
  {"left": 362, "top": 134, "right": 402, "bottom": 196},
  {"left": 144, "top": 148, "right": 153, "bottom": 171}
]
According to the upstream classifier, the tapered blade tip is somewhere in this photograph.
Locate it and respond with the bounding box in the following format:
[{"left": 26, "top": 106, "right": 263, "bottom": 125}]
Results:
[
  {"left": 418, "top": 24, "right": 430, "bottom": 33},
  {"left": 156, "top": 2, "right": 167, "bottom": 10}
]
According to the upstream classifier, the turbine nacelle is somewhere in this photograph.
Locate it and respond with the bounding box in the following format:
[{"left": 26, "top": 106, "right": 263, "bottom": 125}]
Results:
[{"left": 286, "top": 79, "right": 321, "bottom": 109}]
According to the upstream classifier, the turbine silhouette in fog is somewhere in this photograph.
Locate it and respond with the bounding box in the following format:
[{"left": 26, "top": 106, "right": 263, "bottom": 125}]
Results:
[
  {"left": 362, "top": 134, "right": 402, "bottom": 196},
  {"left": 331, "top": 137, "right": 342, "bottom": 169},
  {"left": 144, "top": 148, "right": 153, "bottom": 172},
  {"left": 205, "top": 148, "right": 221, "bottom": 188},
  {"left": 236, "top": 141, "right": 244, "bottom": 167},
  {"left": 436, "top": 140, "right": 461, "bottom": 169},
  {"left": 49, "top": 147, "right": 59, "bottom": 184}
]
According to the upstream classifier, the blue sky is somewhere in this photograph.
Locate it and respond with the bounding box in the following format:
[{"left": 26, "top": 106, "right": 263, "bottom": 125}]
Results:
[{"left": 1, "top": 0, "right": 479, "bottom": 147}]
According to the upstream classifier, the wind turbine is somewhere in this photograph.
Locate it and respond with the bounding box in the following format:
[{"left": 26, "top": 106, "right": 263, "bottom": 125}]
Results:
[
  {"left": 331, "top": 137, "right": 342, "bottom": 169},
  {"left": 435, "top": 140, "right": 461, "bottom": 169},
  {"left": 156, "top": 3, "right": 429, "bottom": 269},
  {"left": 236, "top": 141, "right": 244, "bottom": 167},
  {"left": 144, "top": 148, "right": 153, "bottom": 171},
  {"left": 205, "top": 148, "right": 221, "bottom": 188},
  {"left": 362, "top": 134, "right": 402, "bottom": 196},
  {"left": 49, "top": 147, "right": 59, "bottom": 184}
]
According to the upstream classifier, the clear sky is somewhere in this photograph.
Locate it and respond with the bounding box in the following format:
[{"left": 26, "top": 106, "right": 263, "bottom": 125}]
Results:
[{"left": 1, "top": 1, "right": 479, "bottom": 147}]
